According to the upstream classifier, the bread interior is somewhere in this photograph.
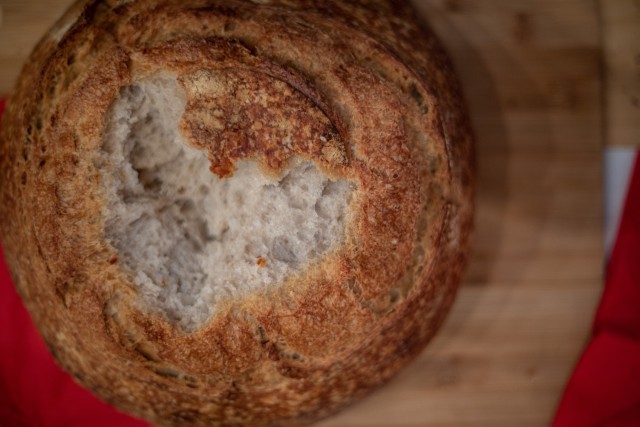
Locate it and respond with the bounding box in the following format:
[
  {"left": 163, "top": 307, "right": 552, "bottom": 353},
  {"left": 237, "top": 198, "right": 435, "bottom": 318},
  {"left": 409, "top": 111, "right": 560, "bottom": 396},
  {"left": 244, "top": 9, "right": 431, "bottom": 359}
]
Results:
[{"left": 98, "top": 75, "right": 352, "bottom": 330}]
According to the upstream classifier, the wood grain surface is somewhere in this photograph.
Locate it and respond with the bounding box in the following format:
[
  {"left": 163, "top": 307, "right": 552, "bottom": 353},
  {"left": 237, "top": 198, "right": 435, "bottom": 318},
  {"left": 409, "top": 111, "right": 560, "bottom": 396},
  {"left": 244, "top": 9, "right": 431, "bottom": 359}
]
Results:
[
  {"left": 0, "top": 1, "right": 603, "bottom": 426},
  {"left": 600, "top": 0, "right": 640, "bottom": 146}
]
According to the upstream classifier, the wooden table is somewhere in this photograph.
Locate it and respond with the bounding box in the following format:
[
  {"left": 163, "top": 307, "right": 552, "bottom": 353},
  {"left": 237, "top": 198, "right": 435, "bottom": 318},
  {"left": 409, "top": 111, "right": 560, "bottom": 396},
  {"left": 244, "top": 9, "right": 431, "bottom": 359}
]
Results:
[
  {"left": 601, "top": 0, "right": 640, "bottom": 147},
  {"left": 0, "top": 1, "right": 605, "bottom": 426}
]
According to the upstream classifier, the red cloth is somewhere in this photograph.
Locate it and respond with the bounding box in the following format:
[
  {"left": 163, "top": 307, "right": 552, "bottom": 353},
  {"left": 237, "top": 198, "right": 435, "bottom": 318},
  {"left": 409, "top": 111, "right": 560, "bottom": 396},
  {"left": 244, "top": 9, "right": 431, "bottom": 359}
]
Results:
[
  {"left": 553, "top": 154, "right": 640, "bottom": 426},
  {"left": 0, "top": 99, "right": 147, "bottom": 426}
]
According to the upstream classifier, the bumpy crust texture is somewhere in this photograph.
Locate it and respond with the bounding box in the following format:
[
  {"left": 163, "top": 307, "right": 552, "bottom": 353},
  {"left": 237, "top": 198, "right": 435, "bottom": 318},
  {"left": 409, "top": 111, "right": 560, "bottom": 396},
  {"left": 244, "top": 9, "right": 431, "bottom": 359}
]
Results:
[{"left": 0, "top": 0, "right": 474, "bottom": 425}]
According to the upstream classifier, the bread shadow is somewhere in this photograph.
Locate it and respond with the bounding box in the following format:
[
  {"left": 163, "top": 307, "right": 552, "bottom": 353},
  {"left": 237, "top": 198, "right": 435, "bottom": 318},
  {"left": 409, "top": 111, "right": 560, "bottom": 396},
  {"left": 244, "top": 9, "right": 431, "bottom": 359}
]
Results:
[
  {"left": 412, "top": 3, "right": 559, "bottom": 353},
  {"left": 420, "top": 4, "right": 567, "bottom": 342},
  {"left": 396, "top": 0, "right": 559, "bottom": 385},
  {"left": 438, "top": 36, "right": 512, "bottom": 293}
]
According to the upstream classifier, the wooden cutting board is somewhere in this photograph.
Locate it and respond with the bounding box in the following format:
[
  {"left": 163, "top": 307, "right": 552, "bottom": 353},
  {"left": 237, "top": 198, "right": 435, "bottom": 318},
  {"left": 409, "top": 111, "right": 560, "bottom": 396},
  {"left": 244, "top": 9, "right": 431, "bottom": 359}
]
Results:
[
  {"left": 0, "top": 1, "right": 603, "bottom": 426},
  {"left": 601, "top": 0, "right": 640, "bottom": 147}
]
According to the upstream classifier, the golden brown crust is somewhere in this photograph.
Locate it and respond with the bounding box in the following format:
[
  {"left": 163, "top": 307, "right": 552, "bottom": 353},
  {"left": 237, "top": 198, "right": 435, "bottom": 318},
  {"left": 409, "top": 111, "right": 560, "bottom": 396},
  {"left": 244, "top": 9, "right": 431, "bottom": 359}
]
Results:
[{"left": 0, "top": 0, "right": 474, "bottom": 425}]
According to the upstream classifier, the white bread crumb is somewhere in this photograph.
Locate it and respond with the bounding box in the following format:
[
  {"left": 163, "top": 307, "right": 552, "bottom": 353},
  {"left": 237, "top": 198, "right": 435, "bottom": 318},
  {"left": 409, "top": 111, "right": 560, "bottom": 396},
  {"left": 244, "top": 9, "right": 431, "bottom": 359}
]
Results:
[{"left": 98, "top": 75, "right": 352, "bottom": 330}]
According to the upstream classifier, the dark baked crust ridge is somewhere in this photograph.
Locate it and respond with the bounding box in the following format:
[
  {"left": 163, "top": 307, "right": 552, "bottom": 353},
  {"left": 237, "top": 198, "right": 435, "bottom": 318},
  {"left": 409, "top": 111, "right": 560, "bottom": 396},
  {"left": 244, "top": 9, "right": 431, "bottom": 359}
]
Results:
[{"left": 0, "top": 1, "right": 474, "bottom": 425}]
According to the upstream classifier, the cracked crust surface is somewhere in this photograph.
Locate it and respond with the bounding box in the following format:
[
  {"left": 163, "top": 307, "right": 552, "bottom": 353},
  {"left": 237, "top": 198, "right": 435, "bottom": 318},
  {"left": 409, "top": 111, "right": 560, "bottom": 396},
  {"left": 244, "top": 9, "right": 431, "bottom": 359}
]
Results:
[{"left": 0, "top": 0, "right": 474, "bottom": 425}]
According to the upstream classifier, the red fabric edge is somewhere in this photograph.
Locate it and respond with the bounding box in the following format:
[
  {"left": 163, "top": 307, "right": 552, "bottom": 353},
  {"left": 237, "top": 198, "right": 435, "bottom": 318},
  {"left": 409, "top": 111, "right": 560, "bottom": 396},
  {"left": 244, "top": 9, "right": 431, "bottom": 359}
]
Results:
[{"left": 553, "top": 153, "right": 640, "bottom": 427}]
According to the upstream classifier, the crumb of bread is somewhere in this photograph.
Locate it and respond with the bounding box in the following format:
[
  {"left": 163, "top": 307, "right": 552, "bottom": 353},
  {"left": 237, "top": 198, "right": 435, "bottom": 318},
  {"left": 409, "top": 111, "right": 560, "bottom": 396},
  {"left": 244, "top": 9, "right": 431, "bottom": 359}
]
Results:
[{"left": 97, "top": 75, "right": 352, "bottom": 330}]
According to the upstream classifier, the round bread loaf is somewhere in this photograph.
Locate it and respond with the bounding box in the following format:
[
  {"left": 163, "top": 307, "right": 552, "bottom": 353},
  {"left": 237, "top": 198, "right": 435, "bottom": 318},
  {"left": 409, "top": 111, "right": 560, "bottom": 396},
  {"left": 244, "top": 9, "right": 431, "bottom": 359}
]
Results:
[{"left": 0, "top": 0, "right": 474, "bottom": 425}]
